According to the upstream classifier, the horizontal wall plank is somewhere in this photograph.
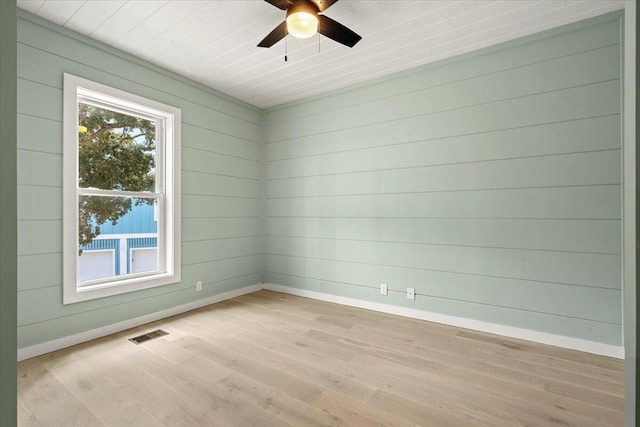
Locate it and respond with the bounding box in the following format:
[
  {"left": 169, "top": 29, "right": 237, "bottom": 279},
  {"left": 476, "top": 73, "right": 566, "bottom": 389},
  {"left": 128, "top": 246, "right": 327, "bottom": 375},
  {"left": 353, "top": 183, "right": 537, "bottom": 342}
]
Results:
[
  {"left": 266, "top": 115, "right": 620, "bottom": 179},
  {"left": 265, "top": 19, "right": 621, "bottom": 124},
  {"left": 18, "top": 254, "right": 261, "bottom": 327},
  {"left": 265, "top": 236, "right": 621, "bottom": 290},
  {"left": 17, "top": 78, "right": 60, "bottom": 121},
  {"left": 18, "top": 65, "right": 261, "bottom": 143},
  {"left": 18, "top": 220, "right": 60, "bottom": 256},
  {"left": 183, "top": 195, "right": 261, "bottom": 219},
  {"left": 17, "top": 114, "right": 61, "bottom": 154},
  {"left": 265, "top": 254, "right": 620, "bottom": 324},
  {"left": 266, "top": 45, "right": 619, "bottom": 142},
  {"left": 182, "top": 218, "right": 261, "bottom": 242},
  {"left": 182, "top": 124, "right": 259, "bottom": 162},
  {"left": 266, "top": 80, "right": 619, "bottom": 159},
  {"left": 17, "top": 235, "right": 262, "bottom": 292},
  {"left": 266, "top": 151, "right": 620, "bottom": 198},
  {"left": 17, "top": 17, "right": 262, "bottom": 124},
  {"left": 17, "top": 273, "right": 262, "bottom": 348},
  {"left": 182, "top": 146, "right": 260, "bottom": 180},
  {"left": 16, "top": 149, "right": 61, "bottom": 187},
  {"left": 264, "top": 272, "right": 621, "bottom": 346},
  {"left": 266, "top": 186, "right": 621, "bottom": 220},
  {"left": 18, "top": 253, "right": 62, "bottom": 292},
  {"left": 181, "top": 256, "right": 261, "bottom": 291},
  {"left": 266, "top": 217, "right": 620, "bottom": 254},
  {"left": 184, "top": 102, "right": 260, "bottom": 143},
  {"left": 182, "top": 236, "right": 262, "bottom": 266},
  {"left": 18, "top": 185, "right": 61, "bottom": 221},
  {"left": 183, "top": 170, "right": 261, "bottom": 199}
]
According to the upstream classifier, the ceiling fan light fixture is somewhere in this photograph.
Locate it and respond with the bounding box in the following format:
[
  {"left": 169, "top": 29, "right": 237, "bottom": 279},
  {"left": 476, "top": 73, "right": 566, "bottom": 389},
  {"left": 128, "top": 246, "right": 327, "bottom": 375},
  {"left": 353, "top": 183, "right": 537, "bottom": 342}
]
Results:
[
  {"left": 258, "top": 0, "right": 361, "bottom": 49},
  {"left": 286, "top": 3, "right": 319, "bottom": 39}
]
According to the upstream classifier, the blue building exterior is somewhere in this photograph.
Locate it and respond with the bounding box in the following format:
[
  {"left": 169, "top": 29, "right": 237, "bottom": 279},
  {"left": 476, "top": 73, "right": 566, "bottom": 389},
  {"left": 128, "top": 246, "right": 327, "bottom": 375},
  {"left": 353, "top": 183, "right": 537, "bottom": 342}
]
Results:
[{"left": 80, "top": 202, "right": 157, "bottom": 277}]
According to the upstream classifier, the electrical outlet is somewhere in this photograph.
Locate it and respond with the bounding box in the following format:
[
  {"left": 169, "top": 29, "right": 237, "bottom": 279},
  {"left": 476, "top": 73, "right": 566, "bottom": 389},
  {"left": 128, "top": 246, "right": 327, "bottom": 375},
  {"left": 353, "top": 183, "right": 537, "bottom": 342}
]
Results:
[
  {"left": 196, "top": 281, "right": 203, "bottom": 292},
  {"left": 406, "top": 287, "right": 415, "bottom": 300},
  {"left": 380, "top": 283, "right": 388, "bottom": 295}
]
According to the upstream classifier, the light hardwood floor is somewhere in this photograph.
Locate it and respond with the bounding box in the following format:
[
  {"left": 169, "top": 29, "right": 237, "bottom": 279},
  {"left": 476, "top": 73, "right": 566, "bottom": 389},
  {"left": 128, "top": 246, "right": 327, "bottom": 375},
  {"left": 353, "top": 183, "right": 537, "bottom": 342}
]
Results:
[{"left": 18, "top": 290, "right": 624, "bottom": 426}]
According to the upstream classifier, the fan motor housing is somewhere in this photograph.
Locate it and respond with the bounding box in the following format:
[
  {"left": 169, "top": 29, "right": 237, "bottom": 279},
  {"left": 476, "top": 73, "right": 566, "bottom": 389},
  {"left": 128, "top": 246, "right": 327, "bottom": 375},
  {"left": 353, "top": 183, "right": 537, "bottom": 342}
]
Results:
[{"left": 286, "top": 1, "right": 319, "bottom": 18}]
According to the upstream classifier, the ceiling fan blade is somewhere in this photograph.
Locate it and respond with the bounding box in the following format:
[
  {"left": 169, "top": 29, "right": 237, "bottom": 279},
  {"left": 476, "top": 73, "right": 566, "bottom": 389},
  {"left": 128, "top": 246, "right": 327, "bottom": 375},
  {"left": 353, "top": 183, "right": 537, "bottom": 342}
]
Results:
[
  {"left": 318, "top": 15, "right": 361, "bottom": 48},
  {"left": 263, "top": 0, "right": 292, "bottom": 10},
  {"left": 309, "top": 0, "right": 338, "bottom": 12},
  {"left": 258, "top": 21, "right": 288, "bottom": 48}
]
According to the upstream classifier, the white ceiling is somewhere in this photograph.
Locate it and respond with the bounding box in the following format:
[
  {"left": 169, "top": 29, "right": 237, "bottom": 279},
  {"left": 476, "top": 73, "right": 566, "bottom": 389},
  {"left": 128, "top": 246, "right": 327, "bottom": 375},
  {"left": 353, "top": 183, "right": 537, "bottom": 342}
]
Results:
[{"left": 17, "top": 0, "right": 624, "bottom": 109}]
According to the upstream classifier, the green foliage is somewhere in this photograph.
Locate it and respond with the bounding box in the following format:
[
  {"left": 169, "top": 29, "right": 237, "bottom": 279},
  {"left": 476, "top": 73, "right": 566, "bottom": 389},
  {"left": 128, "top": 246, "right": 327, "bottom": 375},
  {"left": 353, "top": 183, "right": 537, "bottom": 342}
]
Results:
[{"left": 78, "top": 103, "right": 156, "bottom": 248}]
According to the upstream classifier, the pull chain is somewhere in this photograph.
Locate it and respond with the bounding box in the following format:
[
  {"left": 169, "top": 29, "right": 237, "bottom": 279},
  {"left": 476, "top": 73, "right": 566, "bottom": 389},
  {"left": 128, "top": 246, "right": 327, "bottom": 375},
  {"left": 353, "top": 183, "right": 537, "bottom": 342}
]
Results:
[{"left": 285, "top": 37, "right": 288, "bottom": 62}]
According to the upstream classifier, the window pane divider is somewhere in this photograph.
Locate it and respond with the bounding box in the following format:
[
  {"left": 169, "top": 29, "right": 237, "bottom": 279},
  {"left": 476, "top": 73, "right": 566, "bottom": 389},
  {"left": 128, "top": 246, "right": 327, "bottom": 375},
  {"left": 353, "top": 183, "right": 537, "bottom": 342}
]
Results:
[{"left": 78, "top": 188, "right": 161, "bottom": 198}]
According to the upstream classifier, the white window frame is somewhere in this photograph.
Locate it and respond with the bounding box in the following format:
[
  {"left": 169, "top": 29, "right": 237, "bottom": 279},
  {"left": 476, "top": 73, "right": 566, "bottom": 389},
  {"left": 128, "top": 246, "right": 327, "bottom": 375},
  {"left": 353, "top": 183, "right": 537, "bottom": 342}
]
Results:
[{"left": 63, "top": 74, "right": 181, "bottom": 304}]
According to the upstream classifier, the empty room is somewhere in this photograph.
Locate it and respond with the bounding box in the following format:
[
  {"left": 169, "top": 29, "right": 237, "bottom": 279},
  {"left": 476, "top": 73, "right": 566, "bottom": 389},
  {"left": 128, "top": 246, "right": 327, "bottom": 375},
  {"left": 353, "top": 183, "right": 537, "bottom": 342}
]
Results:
[{"left": 0, "top": 0, "right": 638, "bottom": 425}]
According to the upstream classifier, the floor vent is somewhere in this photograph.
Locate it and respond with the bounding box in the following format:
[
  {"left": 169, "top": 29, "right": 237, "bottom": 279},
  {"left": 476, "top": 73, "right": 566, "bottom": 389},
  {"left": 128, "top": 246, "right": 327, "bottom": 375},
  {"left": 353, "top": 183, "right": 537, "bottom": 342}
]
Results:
[{"left": 128, "top": 329, "right": 169, "bottom": 345}]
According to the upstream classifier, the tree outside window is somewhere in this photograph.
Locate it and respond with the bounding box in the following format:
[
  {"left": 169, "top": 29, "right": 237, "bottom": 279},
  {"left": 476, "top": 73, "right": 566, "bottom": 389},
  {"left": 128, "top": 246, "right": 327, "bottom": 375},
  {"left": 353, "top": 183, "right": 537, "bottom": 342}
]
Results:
[{"left": 77, "top": 103, "right": 156, "bottom": 248}]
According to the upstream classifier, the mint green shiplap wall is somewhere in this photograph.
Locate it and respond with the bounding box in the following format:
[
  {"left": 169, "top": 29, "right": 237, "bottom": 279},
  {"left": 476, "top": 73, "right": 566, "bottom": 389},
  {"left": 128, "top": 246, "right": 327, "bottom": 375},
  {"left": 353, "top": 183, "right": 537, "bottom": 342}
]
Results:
[
  {"left": 263, "top": 14, "right": 623, "bottom": 346},
  {"left": 16, "top": 12, "right": 262, "bottom": 349}
]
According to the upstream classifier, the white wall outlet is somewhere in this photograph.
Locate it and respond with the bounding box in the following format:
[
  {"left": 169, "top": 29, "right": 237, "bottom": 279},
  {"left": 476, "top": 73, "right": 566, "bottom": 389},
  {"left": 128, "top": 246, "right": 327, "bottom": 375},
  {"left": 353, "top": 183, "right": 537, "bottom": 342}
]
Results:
[
  {"left": 380, "top": 283, "right": 388, "bottom": 295},
  {"left": 196, "top": 281, "right": 203, "bottom": 292},
  {"left": 406, "top": 287, "right": 415, "bottom": 300}
]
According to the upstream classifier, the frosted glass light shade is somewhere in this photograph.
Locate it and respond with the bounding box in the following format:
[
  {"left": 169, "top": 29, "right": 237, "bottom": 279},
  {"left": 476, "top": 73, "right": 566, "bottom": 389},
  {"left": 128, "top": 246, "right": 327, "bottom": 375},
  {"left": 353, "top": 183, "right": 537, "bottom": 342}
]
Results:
[{"left": 286, "top": 11, "right": 318, "bottom": 38}]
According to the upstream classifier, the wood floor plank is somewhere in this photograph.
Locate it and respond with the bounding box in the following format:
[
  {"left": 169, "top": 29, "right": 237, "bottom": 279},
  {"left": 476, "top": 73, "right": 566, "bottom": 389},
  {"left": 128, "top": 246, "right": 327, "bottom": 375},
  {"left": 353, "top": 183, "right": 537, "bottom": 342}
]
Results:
[
  {"left": 305, "top": 325, "right": 622, "bottom": 425},
  {"left": 89, "top": 349, "right": 228, "bottom": 427},
  {"left": 467, "top": 337, "right": 624, "bottom": 384},
  {"left": 303, "top": 328, "right": 623, "bottom": 426},
  {"left": 234, "top": 293, "right": 322, "bottom": 321},
  {"left": 221, "top": 331, "right": 378, "bottom": 403},
  {"left": 17, "top": 395, "right": 40, "bottom": 427},
  {"left": 410, "top": 334, "right": 623, "bottom": 394},
  {"left": 18, "top": 358, "right": 104, "bottom": 426},
  {"left": 367, "top": 389, "right": 495, "bottom": 427},
  {"left": 456, "top": 329, "right": 624, "bottom": 372},
  {"left": 126, "top": 350, "right": 292, "bottom": 427},
  {"left": 42, "top": 353, "right": 167, "bottom": 427},
  {"left": 258, "top": 290, "right": 456, "bottom": 334},
  {"left": 18, "top": 290, "right": 624, "bottom": 426},
  {"left": 353, "top": 351, "right": 618, "bottom": 427},
  {"left": 236, "top": 322, "right": 359, "bottom": 362},
  {"left": 306, "top": 322, "right": 624, "bottom": 409},
  {"left": 302, "top": 342, "right": 527, "bottom": 425},
  {"left": 218, "top": 299, "right": 314, "bottom": 334},
  {"left": 217, "top": 373, "right": 342, "bottom": 426},
  {"left": 311, "top": 390, "right": 404, "bottom": 427},
  {"left": 182, "top": 335, "right": 324, "bottom": 403}
]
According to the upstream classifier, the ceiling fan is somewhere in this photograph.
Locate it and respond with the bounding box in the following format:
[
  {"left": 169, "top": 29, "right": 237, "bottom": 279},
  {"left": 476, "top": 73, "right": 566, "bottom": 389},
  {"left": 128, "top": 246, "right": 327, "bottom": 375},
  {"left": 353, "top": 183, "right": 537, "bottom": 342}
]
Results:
[{"left": 257, "top": 0, "right": 362, "bottom": 48}]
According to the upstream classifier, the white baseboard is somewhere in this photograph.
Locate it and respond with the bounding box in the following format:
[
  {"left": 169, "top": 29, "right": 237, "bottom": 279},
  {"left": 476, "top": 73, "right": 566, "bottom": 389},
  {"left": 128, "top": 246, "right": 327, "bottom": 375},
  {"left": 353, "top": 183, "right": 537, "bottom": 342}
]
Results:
[
  {"left": 263, "top": 283, "right": 624, "bottom": 359},
  {"left": 17, "top": 283, "right": 263, "bottom": 361},
  {"left": 19, "top": 282, "right": 624, "bottom": 361}
]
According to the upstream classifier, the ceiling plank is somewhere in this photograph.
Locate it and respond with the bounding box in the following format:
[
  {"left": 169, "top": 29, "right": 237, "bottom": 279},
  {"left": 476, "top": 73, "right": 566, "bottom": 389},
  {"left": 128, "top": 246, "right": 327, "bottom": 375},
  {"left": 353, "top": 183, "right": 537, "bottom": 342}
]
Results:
[
  {"left": 64, "top": 1, "right": 127, "bottom": 35},
  {"left": 16, "top": 0, "right": 45, "bottom": 14},
  {"left": 17, "top": 0, "right": 625, "bottom": 108},
  {"left": 89, "top": 0, "right": 169, "bottom": 45},
  {"left": 36, "top": 0, "right": 85, "bottom": 26}
]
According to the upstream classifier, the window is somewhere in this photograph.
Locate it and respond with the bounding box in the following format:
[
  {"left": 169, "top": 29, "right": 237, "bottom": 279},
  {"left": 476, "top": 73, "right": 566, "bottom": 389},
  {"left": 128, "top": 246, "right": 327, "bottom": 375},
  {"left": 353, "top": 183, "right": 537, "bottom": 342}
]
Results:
[{"left": 63, "top": 74, "right": 181, "bottom": 304}]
